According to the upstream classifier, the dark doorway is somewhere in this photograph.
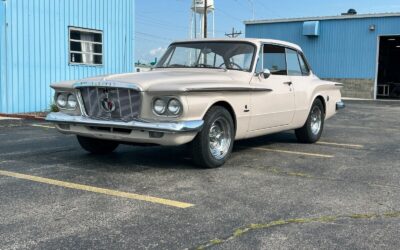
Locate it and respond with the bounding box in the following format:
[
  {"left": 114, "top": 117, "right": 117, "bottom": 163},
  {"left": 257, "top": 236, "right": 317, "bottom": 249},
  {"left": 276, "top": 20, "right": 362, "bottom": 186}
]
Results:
[{"left": 377, "top": 36, "right": 400, "bottom": 99}]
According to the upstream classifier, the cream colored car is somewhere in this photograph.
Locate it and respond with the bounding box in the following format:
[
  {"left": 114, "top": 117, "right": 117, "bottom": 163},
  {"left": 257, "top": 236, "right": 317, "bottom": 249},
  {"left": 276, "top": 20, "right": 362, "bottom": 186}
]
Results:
[{"left": 46, "top": 38, "right": 344, "bottom": 168}]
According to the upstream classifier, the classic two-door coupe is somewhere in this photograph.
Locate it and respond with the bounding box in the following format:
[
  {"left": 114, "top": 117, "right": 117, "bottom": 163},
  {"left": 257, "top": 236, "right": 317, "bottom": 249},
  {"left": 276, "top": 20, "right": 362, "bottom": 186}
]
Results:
[{"left": 46, "top": 38, "right": 344, "bottom": 168}]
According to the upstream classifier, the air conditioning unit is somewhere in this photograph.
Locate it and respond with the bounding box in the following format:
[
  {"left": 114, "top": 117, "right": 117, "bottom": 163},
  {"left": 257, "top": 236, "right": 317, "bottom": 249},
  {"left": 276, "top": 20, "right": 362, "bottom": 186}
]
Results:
[{"left": 303, "top": 21, "right": 320, "bottom": 36}]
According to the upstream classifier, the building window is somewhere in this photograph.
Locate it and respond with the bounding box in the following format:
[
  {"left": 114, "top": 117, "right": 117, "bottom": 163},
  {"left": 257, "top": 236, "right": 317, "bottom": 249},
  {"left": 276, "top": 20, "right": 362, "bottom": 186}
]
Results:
[{"left": 69, "top": 27, "right": 103, "bottom": 66}]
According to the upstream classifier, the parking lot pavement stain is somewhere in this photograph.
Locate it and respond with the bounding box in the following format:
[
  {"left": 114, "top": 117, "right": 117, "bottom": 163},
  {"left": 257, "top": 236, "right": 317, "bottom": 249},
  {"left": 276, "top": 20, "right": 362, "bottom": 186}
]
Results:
[
  {"left": 244, "top": 165, "right": 400, "bottom": 190},
  {"left": 326, "top": 124, "right": 400, "bottom": 133},
  {"left": 193, "top": 211, "right": 400, "bottom": 250},
  {"left": 0, "top": 170, "right": 195, "bottom": 209}
]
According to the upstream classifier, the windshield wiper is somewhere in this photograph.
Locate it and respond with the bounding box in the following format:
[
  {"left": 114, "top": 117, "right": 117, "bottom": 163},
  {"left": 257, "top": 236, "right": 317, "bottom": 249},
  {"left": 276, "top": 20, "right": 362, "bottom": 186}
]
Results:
[{"left": 195, "top": 64, "right": 224, "bottom": 69}]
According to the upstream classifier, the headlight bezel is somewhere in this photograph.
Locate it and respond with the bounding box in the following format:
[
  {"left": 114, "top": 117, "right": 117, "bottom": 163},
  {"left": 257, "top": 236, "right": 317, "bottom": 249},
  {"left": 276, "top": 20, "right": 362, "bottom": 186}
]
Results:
[
  {"left": 67, "top": 94, "right": 78, "bottom": 109},
  {"left": 152, "top": 96, "right": 183, "bottom": 117},
  {"left": 167, "top": 98, "right": 182, "bottom": 115},
  {"left": 153, "top": 98, "right": 167, "bottom": 115},
  {"left": 55, "top": 91, "right": 78, "bottom": 111}
]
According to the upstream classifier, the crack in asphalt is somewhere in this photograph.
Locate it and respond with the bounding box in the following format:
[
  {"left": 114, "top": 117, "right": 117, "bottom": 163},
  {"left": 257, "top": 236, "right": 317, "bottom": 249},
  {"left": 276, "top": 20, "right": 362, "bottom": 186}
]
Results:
[{"left": 193, "top": 211, "right": 400, "bottom": 249}]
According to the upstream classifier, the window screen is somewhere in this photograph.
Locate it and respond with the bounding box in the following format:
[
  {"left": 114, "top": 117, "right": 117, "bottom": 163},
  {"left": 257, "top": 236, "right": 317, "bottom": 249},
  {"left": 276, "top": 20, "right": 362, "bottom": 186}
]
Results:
[
  {"left": 263, "top": 45, "right": 287, "bottom": 75},
  {"left": 69, "top": 27, "right": 103, "bottom": 65},
  {"left": 286, "top": 48, "right": 302, "bottom": 76}
]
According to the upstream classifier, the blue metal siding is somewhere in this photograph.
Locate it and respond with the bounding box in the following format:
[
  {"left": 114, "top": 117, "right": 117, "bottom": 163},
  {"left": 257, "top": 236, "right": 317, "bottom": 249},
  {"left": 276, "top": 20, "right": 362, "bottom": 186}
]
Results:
[
  {"left": 0, "top": 0, "right": 134, "bottom": 114},
  {"left": 246, "top": 16, "right": 400, "bottom": 79},
  {"left": 0, "top": 1, "right": 6, "bottom": 111}
]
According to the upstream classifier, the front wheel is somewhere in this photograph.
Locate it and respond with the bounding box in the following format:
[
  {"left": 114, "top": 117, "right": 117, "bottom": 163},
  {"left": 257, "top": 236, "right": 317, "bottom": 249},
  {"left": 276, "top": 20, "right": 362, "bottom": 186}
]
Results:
[
  {"left": 295, "top": 99, "right": 325, "bottom": 143},
  {"left": 77, "top": 136, "right": 119, "bottom": 154},
  {"left": 191, "top": 106, "right": 235, "bottom": 168}
]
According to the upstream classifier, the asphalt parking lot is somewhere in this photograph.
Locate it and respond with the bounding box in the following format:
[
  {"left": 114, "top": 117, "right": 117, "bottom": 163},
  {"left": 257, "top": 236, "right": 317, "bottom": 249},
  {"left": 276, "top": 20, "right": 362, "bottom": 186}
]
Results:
[{"left": 0, "top": 100, "right": 399, "bottom": 250}]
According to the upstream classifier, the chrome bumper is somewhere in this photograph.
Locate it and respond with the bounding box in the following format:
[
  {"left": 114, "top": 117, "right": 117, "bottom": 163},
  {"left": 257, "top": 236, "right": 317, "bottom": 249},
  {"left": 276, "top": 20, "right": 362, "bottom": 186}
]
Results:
[
  {"left": 336, "top": 101, "right": 345, "bottom": 110},
  {"left": 45, "top": 112, "right": 204, "bottom": 133}
]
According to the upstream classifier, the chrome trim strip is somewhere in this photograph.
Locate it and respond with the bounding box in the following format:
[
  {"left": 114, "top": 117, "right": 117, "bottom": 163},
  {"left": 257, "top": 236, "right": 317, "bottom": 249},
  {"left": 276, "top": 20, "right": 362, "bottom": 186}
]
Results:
[
  {"left": 75, "top": 90, "right": 88, "bottom": 117},
  {"left": 73, "top": 81, "right": 143, "bottom": 91},
  {"left": 184, "top": 87, "right": 273, "bottom": 92},
  {"left": 336, "top": 101, "right": 345, "bottom": 110},
  {"left": 46, "top": 112, "right": 204, "bottom": 133}
]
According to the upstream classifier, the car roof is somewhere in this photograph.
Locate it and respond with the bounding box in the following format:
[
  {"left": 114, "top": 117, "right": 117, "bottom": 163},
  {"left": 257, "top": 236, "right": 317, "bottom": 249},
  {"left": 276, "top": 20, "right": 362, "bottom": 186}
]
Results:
[{"left": 171, "top": 38, "right": 302, "bottom": 52}]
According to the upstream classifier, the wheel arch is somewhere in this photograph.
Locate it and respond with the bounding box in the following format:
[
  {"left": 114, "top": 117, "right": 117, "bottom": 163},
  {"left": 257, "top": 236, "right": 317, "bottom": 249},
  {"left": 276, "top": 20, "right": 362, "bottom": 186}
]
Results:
[
  {"left": 206, "top": 101, "right": 237, "bottom": 134},
  {"left": 314, "top": 95, "right": 326, "bottom": 114}
]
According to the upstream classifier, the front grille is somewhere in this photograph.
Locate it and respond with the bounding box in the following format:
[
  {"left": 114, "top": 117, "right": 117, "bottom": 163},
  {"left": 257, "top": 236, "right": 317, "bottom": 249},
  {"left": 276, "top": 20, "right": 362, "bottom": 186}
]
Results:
[{"left": 79, "top": 87, "right": 141, "bottom": 121}]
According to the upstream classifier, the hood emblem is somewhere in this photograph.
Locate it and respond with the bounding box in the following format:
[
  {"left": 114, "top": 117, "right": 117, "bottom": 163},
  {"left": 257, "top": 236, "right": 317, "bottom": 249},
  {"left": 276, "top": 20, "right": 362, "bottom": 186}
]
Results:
[{"left": 100, "top": 89, "right": 116, "bottom": 113}]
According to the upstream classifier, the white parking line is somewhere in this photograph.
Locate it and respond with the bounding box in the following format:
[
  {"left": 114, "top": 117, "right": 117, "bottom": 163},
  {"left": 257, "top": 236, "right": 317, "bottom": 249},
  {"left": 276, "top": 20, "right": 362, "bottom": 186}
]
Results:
[
  {"left": 244, "top": 147, "right": 334, "bottom": 158},
  {"left": 31, "top": 124, "right": 55, "bottom": 129},
  {"left": 317, "top": 141, "right": 364, "bottom": 149}
]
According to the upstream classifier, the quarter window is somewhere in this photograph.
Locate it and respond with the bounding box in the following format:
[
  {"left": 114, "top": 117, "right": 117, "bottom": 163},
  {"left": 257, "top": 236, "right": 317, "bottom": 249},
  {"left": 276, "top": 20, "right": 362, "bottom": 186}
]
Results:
[
  {"left": 69, "top": 27, "right": 103, "bottom": 66},
  {"left": 286, "top": 48, "right": 302, "bottom": 76},
  {"left": 263, "top": 45, "right": 287, "bottom": 75},
  {"left": 298, "top": 53, "right": 310, "bottom": 76}
]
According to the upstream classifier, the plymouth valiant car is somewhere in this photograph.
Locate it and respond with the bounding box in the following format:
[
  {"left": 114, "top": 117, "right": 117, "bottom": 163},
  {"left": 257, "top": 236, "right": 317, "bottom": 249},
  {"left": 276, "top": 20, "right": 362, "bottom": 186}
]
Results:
[{"left": 46, "top": 38, "right": 344, "bottom": 168}]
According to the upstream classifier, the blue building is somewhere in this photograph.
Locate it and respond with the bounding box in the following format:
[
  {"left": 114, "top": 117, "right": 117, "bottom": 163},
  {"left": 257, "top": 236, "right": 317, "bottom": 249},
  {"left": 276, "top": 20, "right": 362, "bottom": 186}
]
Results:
[
  {"left": 245, "top": 12, "right": 400, "bottom": 99},
  {"left": 0, "top": 0, "right": 134, "bottom": 114}
]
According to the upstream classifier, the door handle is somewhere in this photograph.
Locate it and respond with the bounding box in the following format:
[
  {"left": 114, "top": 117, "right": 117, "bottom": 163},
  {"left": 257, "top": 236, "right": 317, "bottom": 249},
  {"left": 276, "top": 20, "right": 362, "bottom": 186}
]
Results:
[{"left": 283, "top": 81, "right": 293, "bottom": 86}]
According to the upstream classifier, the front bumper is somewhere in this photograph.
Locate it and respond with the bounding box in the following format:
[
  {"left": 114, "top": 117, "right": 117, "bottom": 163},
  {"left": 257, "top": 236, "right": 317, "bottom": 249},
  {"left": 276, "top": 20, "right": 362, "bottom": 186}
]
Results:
[
  {"left": 336, "top": 100, "right": 345, "bottom": 110},
  {"left": 45, "top": 112, "right": 204, "bottom": 133}
]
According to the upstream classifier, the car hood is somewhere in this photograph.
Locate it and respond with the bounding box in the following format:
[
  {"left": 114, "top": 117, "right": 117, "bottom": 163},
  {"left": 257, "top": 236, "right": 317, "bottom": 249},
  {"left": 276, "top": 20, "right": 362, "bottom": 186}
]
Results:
[{"left": 51, "top": 69, "right": 253, "bottom": 92}]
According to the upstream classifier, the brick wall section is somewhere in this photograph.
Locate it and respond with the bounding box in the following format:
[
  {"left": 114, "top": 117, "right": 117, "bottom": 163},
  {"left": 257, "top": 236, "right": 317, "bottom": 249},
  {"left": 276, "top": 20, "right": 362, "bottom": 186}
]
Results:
[{"left": 323, "top": 78, "right": 375, "bottom": 99}]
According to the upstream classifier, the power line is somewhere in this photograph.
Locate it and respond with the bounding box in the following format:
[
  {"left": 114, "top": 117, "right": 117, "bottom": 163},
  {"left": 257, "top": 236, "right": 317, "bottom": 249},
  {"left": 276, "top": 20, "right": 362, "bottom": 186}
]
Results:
[
  {"left": 225, "top": 27, "right": 242, "bottom": 38},
  {"left": 135, "top": 31, "right": 174, "bottom": 42}
]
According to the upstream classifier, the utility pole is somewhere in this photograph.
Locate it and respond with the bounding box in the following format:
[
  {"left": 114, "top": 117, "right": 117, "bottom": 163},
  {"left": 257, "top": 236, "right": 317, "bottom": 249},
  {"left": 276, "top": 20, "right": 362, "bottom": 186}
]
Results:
[
  {"left": 225, "top": 28, "right": 242, "bottom": 38},
  {"left": 203, "top": 0, "right": 207, "bottom": 38}
]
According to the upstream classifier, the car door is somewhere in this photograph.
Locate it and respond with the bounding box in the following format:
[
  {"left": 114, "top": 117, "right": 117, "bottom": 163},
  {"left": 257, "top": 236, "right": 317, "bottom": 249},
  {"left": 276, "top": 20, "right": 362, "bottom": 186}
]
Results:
[
  {"left": 249, "top": 44, "right": 296, "bottom": 131},
  {"left": 286, "top": 49, "right": 313, "bottom": 112}
]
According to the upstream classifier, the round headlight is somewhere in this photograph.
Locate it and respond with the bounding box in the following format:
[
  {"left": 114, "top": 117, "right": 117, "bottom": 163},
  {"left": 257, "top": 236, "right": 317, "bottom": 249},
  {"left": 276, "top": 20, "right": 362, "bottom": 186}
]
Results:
[
  {"left": 56, "top": 93, "right": 67, "bottom": 107},
  {"left": 168, "top": 99, "right": 182, "bottom": 115},
  {"left": 67, "top": 94, "right": 77, "bottom": 109},
  {"left": 153, "top": 99, "right": 167, "bottom": 115}
]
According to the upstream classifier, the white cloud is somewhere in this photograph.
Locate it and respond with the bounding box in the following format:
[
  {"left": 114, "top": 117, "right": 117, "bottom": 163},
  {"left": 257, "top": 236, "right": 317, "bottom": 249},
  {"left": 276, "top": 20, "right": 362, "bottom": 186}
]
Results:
[{"left": 149, "top": 47, "right": 167, "bottom": 57}]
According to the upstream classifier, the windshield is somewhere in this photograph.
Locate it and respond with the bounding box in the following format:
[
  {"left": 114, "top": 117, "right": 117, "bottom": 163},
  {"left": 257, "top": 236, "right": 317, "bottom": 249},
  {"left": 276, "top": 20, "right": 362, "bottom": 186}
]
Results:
[{"left": 156, "top": 42, "right": 256, "bottom": 72}]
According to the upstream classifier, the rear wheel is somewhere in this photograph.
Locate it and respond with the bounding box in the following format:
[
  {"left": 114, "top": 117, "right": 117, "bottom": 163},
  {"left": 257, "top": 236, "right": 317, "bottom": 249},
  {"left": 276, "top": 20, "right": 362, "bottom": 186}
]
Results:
[
  {"left": 295, "top": 99, "right": 325, "bottom": 143},
  {"left": 191, "top": 106, "right": 235, "bottom": 168},
  {"left": 77, "top": 136, "right": 119, "bottom": 154}
]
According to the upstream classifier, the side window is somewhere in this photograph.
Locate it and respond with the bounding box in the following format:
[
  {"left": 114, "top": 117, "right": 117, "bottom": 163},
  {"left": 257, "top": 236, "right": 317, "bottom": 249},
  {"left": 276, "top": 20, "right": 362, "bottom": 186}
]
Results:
[
  {"left": 263, "top": 45, "right": 287, "bottom": 75},
  {"left": 298, "top": 53, "right": 310, "bottom": 76},
  {"left": 285, "top": 48, "right": 302, "bottom": 76}
]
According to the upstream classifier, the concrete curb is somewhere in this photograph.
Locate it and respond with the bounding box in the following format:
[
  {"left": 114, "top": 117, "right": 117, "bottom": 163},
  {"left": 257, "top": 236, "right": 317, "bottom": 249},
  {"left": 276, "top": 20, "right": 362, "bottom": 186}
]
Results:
[{"left": 0, "top": 113, "right": 46, "bottom": 121}]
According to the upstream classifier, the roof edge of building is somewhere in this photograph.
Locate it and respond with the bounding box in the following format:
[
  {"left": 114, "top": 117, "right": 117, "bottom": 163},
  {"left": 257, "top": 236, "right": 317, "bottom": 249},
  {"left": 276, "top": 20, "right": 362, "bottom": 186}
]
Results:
[{"left": 244, "top": 12, "right": 400, "bottom": 25}]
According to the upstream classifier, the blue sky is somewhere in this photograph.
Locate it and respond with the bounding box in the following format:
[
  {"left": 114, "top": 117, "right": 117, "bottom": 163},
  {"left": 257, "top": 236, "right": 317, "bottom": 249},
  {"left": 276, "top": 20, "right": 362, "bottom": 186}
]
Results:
[{"left": 135, "top": 0, "right": 400, "bottom": 63}]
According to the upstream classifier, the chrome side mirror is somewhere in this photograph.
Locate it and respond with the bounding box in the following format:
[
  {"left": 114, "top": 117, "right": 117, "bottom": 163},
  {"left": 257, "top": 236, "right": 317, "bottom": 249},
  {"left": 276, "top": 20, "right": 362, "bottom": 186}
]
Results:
[
  {"left": 262, "top": 69, "right": 271, "bottom": 79},
  {"left": 257, "top": 69, "right": 271, "bottom": 79}
]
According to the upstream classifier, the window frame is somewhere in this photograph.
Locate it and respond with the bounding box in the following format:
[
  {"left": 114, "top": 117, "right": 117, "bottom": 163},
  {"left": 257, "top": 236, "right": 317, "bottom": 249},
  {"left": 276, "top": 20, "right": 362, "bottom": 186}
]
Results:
[
  {"left": 297, "top": 52, "right": 312, "bottom": 76},
  {"left": 68, "top": 26, "right": 104, "bottom": 67},
  {"left": 259, "top": 43, "right": 313, "bottom": 77},
  {"left": 285, "top": 48, "right": 303, "bottom": 76},
  {"left": 157, "top": 41, "right": 258, "bottom": 73},
  {"left": 261, "top": 43, "right": 288, "bottom": 76}
]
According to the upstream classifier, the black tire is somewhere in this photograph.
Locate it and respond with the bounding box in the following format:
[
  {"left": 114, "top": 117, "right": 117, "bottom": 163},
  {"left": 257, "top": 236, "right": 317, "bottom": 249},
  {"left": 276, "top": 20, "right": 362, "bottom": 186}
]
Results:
[
  {"left": 295, "top": 99, "right": 325, "bottom": 143},
  {"left": 77, "top": 136, "right": 119, "bottom": 154},
  {"left": 191, "top": 106, "right": 235, "bottom": 168}
]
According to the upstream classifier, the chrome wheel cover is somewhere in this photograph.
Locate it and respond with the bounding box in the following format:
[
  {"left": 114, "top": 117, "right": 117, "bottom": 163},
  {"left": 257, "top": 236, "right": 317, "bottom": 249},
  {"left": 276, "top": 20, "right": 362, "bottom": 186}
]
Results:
[
  {"left": 208, "top": 117, "right": 232, "bottom": 160},
  {"left": 310, "top": 106, "right": 322, "bottom": 135}
]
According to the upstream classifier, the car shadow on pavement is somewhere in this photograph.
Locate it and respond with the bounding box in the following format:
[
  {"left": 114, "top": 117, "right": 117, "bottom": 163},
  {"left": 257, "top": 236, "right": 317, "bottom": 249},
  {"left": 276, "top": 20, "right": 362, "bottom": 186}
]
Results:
[
  {"left": 60, "top": 132, "right": 300, "bottom": 171},
  {"left": 233, "top": 131, "right": 299, "bottom": 153}
]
